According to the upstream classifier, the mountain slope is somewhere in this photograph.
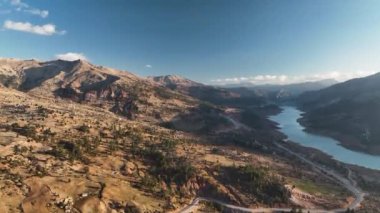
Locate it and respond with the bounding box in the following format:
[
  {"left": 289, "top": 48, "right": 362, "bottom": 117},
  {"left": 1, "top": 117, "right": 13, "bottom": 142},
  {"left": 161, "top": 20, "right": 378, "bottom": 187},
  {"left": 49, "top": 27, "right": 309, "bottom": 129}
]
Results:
[
  {"left": 0, "top": 58, "right": 196, "bottom": 120},
  {"left": 297, "top": 73, "right": 380, "bottom": 154},
  {"left": 298, "top": 73, "right": 380, "bottom": 110},
  {"left": 0, "top": 58, "right": 40, "bottom": 88},
  {"left": 0, "top": 58, "right": 370, "bottom": 212},
  {"left": 0, "top": 59, "right": 238, "bottom": 134},
  {"left": 148, "top": 75, "right": 203, "bottom": 88},
  {"left": 149, "top": 75, "right": 266, "bottom": 107}
]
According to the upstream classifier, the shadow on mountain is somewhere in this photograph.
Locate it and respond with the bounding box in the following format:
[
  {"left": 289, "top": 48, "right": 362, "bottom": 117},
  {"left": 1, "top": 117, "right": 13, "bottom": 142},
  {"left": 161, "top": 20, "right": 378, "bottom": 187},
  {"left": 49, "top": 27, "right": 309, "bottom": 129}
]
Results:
[
  {"left": 161, "top": 103, "right": 233, "bottom": 134},
  {"left": 19, "top": 60, "right": 77, "bottom": 91},
  {"left": 188, "top": 86, "right": 267, "bottom": 107}
]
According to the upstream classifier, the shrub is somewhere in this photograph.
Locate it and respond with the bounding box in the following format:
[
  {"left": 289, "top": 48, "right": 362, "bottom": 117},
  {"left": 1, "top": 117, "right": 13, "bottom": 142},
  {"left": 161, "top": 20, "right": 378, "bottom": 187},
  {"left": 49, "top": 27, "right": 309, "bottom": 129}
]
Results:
[
  {"left": 221, "top": 165, "right": 290, "bottom": 205},
  {"left": 77, "top": 124, "right": 90, "bottom": 133}
]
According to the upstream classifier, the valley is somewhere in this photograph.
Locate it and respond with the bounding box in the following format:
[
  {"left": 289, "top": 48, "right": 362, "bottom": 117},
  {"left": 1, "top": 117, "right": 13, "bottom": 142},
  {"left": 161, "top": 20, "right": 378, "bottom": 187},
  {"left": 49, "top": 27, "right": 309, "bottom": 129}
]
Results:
[
  {"left": 2, "top": 0, "right": 380, "bottom": 212},
  {"left": 0, "top": 58, "right": 379, "bottom": 213}
]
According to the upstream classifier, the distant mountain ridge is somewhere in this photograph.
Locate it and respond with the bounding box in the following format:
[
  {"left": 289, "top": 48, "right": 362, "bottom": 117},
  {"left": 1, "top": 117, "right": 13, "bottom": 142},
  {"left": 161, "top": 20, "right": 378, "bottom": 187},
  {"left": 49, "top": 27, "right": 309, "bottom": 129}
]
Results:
[
  {"left": 253, "top": 79, "right": 337, "bottom": 95},
  {"left": 0, "top": 58, "right": 249, "bottom": 134},
  {"left": 148, "top": 75, "right": 338, "bottom": 106},
  {"left": 224, "top": 79, "right": 338, "bottom": 102},
  {"left": 298, "top": 73, "right": 380, "bottom": 110},
  {"left": 149, "top": 75, "right": 266, "bottom": 107},
  {"left": 221, "top": 79, "right": 337, "bottom": 89},
  {"left": 147, "top": 75, "right": 203, "bottom": 88}
]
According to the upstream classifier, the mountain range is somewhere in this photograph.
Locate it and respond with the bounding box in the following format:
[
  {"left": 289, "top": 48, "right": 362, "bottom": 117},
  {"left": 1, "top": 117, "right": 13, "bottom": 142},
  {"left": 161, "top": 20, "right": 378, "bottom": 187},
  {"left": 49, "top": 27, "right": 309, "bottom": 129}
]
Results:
[
  {"left": 1, "top": 58, "right": 380, "bottom": 212},
  {"left": 0, "top": 58, "right": 342, "bottom": 136},
  {"left": 0, "top": 58, "right": 199, "bottom": 121},
  {"left": 225, "top": 79, "right": 338, "bottom": 102}
]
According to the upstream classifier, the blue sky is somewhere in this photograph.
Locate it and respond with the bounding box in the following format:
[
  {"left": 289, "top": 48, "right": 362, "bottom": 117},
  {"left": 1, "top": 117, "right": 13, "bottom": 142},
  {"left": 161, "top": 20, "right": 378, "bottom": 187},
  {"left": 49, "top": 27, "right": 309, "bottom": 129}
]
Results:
[{"left": 1, "top": 0, "right": 380, "bottom": 84}]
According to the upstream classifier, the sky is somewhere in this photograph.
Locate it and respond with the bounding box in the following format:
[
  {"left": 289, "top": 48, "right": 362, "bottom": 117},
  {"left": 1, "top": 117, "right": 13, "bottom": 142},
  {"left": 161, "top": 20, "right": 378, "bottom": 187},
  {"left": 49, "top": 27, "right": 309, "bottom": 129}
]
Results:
[{"left": 1, "top": 0, "right": 380, "bottom": 85}]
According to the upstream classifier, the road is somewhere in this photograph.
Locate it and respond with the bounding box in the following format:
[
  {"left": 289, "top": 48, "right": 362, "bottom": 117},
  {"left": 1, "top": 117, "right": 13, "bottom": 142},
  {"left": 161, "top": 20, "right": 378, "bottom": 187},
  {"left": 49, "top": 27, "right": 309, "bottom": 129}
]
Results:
[
  {"left": 179, "top": 196, "right": 357, "bottom": 213},
  {"left": 178, "top": 115, "right": 365, "bottom": 213},
  {"left": 274, "top": 142, "right": 365, "bottom": 210}
]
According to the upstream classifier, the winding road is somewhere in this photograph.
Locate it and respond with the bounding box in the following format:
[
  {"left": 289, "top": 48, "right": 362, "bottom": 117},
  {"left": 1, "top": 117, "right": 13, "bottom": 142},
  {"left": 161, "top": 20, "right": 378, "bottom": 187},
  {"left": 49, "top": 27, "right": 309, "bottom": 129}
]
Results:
[
  {"left": 178, "top": 114, "right": 365, "bottom": 213},
  {"left": 274, "top": 142, "right": 365, "bottom": 211}
]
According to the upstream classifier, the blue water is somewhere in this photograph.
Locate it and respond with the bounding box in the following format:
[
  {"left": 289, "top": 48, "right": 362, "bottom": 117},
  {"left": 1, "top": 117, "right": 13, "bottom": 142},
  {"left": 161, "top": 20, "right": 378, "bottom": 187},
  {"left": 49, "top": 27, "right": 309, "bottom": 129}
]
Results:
[{"left": 269, "top": 106, "right": 380, "bottom": 170}]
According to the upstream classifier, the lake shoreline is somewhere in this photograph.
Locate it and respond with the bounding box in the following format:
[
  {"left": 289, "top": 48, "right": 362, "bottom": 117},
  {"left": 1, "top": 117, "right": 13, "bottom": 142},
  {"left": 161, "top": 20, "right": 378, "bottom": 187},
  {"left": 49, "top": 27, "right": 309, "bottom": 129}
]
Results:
[
  {"left": 298, "top": 117, "right": 380, "bottom": 157},
  {"left": 269, "top": 106, "right": 380, "bottom": 198},
  {"left": 269, "top": 106, "right": 380, "bottom": 171}
]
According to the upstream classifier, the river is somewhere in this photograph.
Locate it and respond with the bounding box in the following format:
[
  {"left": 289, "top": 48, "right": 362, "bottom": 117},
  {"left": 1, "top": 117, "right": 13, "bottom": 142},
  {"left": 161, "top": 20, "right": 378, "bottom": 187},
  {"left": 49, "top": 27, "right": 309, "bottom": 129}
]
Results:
[{"left": 269, "top": 106, "right": 380, "bottom": 170}]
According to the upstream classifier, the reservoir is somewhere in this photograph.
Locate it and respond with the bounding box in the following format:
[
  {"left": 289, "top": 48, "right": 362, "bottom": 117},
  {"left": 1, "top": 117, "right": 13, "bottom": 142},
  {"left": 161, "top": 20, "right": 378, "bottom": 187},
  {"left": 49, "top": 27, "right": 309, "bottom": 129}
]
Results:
[{"left": 269, "top": 106, "right": 380, "bottom": 170}]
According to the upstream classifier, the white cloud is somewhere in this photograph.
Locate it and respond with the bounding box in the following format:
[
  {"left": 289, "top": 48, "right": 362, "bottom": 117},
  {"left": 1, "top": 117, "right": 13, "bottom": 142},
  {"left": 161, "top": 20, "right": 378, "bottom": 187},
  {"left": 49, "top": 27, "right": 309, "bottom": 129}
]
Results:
[
  {"left": 145, "top": 64, "right": 152, "bottom": 68},
  {"left": 24, "top": 8, "right": 49, "bottom": 18},
  {"left": 3, "top": 20, "right": 64, "bottom": 36},
  {"left": 55, "top": 52, "right": 88, "bottom": 61},
  {"left": 211, "top": 70, "right": 377, "bottom": 85}
]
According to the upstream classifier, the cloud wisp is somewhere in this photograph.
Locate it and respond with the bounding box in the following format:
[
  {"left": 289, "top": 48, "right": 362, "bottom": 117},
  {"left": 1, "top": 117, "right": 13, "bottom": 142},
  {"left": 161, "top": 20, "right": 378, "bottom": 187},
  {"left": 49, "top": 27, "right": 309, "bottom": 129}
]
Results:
[
  {"left": 3, "top": 20, "right": 65, "bottom": 36},
  {"left": 55, "top": 52, "right": 88, "bottom": 61},
  {"left": 211, "top": 70, "right": 377, "bottom": 86},
  {"left": 24, "top": 8, "right": 49, "bottom": 18},
  {"left": 9, "top": 0, "right": 49, "bottom": 18},
  {"left": 145, "top": 64, "right": 152, "bottom": 68}
]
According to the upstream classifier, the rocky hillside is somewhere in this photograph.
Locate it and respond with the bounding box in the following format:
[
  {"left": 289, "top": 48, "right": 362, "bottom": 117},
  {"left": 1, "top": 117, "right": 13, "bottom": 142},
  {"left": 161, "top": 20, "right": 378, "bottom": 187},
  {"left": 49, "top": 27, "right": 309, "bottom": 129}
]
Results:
[
  {"left": 0, "top": 58, "right": 366, "bottom": 212},
  {"left": 0, "top": 86, "right": 353, "bottom": 212},
  {"left": 297, "top": 73, "right": 380, "bottom": 154},
  {"left": 0, "top": 59, "right": 239, "bottom": 134},
  {"left": 0, "top": 58, "right": 196, "bottom": 121}
]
